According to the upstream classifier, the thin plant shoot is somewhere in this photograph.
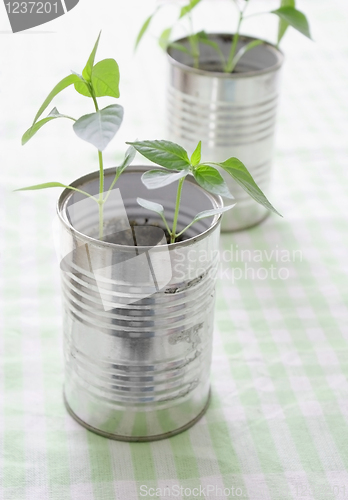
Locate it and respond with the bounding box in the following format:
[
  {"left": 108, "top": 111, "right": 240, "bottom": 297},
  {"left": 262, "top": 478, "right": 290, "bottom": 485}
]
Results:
[
  {"left": 16, "top": 33, "right": 135, "bottom": 239},
  {"left": 135, "top": 0, "right": 311, "bottom": 73},
  {"left": 127, "top": 140, "right": 282, "bottom": 244}
]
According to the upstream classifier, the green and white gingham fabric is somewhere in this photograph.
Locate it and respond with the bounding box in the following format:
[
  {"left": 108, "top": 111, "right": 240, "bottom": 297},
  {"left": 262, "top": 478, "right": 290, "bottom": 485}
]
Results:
[{"left": 1, "top": 1, "right": 348, "bottom": 499}]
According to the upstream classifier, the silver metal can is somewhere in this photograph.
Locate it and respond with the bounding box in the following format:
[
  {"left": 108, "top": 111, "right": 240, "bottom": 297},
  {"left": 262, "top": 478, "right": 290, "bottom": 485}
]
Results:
[
  {"left": 57, "top": 166, "right": 222, "bottom": 441},
  {"left": 167, "top": 34, "right": 284, "bottom": 231}
]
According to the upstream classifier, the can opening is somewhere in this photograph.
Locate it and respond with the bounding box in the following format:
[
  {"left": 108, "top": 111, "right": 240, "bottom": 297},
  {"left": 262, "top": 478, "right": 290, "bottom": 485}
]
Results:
[
  {"left": 168, "top": 34, "right": 284, "bottom": 76},
  {"left": 58, "top": 166, "right": 223, "bottom": 247}
]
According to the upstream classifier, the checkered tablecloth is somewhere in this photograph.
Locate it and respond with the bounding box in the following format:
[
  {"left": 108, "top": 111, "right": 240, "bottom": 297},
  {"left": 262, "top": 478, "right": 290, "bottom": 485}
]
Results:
[{"left": 1, "top": 1, "right": 348, "bottom": 499}]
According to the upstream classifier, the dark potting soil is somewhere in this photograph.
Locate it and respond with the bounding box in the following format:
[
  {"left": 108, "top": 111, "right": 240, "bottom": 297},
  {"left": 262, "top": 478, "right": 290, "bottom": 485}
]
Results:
[
  {"left": 101, "top": 220, "right": 187, "bottom": 246},
  {"left": 198, "top": 60, "right": 249, "bottom": 74}
]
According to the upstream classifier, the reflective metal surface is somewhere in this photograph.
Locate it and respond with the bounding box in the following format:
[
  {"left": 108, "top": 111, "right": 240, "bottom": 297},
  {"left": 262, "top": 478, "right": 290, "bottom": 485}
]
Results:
[
  {"left": 57, "top": 167, "right": 222, "bottom": 441},
  {"left": 167, "top": 34, "right": 284, "bottom": 231}
]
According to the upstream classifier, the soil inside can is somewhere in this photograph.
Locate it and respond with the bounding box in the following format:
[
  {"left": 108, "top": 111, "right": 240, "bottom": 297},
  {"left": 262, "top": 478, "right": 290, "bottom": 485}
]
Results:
[
  {"left": 101, "top": 220, "right": 187, "bottom": 246},
  {"left": 195, "top": 59, "right": 250, "bottom": 74}
]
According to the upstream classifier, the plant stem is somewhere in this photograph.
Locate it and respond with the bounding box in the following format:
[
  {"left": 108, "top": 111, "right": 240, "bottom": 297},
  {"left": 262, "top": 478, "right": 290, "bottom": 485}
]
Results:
[
  {"left": 160, "top": 213, "right": 172, "bottom": 237},
  {"left": 91, "top": 93, "right": 99, "bottom": 112},
  {"left": 188, "top": 14, "right": 199, "bottom": 69},
  {"left": 98, "top": 202, "right": 104, "bottom": 240},
  {"left": 103, "top": 169, "right": 120, "bottom": 205},
  {"left": 171, "top": 177, "right": 185, "bottom": 244},
  {"left": 225, "top": 0, "right": 250, "bottom": 72},
  {"left": 98, "top": 150, "right": 104, "bottom": 239},
  {"left": 91, "top": 90, "right": 105, "bottom": 240},
  {"left": 190, "top": 37, "right": 199, "bottom": 69},
  {"left": 225, "top": 13, "right": 243, "bottom": 72}
]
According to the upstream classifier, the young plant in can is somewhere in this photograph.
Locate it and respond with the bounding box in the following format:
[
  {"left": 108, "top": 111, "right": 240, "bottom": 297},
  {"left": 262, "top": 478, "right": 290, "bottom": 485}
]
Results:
[
  {"left": 16, "top": 33, "right": 281, "bottom": 244},
  {"left": 128, "top": 139, "right": 281, "bottom": 244},
  {"left": 135, "top": 0, "right": 311, "bottom": 72},
  {"left": 16, "top": 33, "right": 135, "bottom": 239}
]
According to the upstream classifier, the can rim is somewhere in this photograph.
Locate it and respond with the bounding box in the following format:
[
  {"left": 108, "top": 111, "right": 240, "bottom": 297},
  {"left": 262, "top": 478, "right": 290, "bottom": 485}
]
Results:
[
  {"left": 167, "top": 33, "right": 284, "bottom": 78},
  {"left": 57, "top": 165, "right": 224, "bottom": 250}
]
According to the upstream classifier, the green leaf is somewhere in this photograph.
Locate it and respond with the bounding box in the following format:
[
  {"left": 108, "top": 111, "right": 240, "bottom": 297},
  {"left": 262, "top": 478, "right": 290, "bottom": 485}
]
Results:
[
  {"left": 272, "top": 6, "right": 311, "bottom": 39},
  {"left": 14, "top": 181, "right": 98, "bottom": 201},
  {"left": 104, "top": 145, "right": 137, "bottom": 202},
  {"left": 82, "top": 31, "right": 101, "bottom": 81},
  {"left": 14, "top": 181, "right": 68, "bottom": 191},
  {"left": 230, "top": 40, "right": 264, "bottom": 72},
  {"left": 75, "top": 59, "right": 120, "bottom": 99},
  {"left": 137, "top": 198, "right": 165, "bottom": 217},
  {"left": 179, "top": 0, "right": 202, "bottom": 19},
  {"left": 191, "top": 204, "right": 236, "bottom": 223},
  {"left": 159, "top": 27, "right": 172, "bottom": 50},
  {"left": 216, "top": 157, "right": 282, "bottom": 216},
  {"left": 190, "top": 141, "right": 201, "bottom": 166},
  {"left": 90, "top": 59, "right": 120, "bottom": 98},
  {"left": 142, "top": 169, "right": 189, "bottom": 189},
  {"left": 135, "top": 13, "right": 154, "bottom": 50},
  {"left": 32, "top": 74, "right": 83, "bottom": 124},
  {"left": 22, "top": 108, "right": 74, "bottom": 145},
  {"left": 196, "top": 31, "right": 226, "bottom": 68},
  {"left": 127, "top": 140, "right": 190, "bottom": 171},
  {"left": 167, "top": 42, "right": 192, "bottom": 56},
  {"left": 193, "top": 165, "right": 234, "bottom": 199},
  {"left": 137, "top": 197, "right": 171, "bottom": 235},
  {"left": 177, "top": 204, "right": 236, "bottom": 236},
  {"left": 73, "top": 104, "right": 124, "bottom": 151},
  {"left": 277, "top": 0, "right": 295, "bottom": 44},
  {"left": 74, "top": 76, "right": 92, "bottom": 97},
  {"left": 118, "top": 145, "right": 136, "bottom": 176}
]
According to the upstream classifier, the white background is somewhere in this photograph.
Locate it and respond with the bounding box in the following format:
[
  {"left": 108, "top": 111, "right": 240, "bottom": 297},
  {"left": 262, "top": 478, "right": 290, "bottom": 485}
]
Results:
[{"left": 0, "top": 0, "right": 347, "bottom": 211}]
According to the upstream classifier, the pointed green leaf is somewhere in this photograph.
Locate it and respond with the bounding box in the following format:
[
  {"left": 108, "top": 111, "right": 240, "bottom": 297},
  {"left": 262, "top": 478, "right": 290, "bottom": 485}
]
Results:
[
  {"left": 90, "top": 58, "right": 120, "bottom": 98},
  {"left": 196, "top": 31, "right": 226, "bottom": 68},
  {"left": 32, "top": 74, "right": 83, "bottom": 124},
  {"left": 142, "top": 169, "right": 188, "bottom": 189},
  {"left": 179, "top": 0, "right": 202, "bottom": 19},
  {"left": 127, "top": 140, "right": 190, "bottom": 170},
  {"left": 216, "top": 157, "right": 282, "bottom": 216},
  {"left": 137, "top": 198, "right": 165, "bottom": 217},
  {"left": 177, "top": 203, "right": 236, "bottom": 236},
  {"left": 159, "top": 27, "right": 172, "bottom": 50},
  {"left": 277, "top": 0, "right": 295, "bottom": 44},
  {"left": 193, "top": 165, "right": 234, "bottom": 199},
  {"left": 82, "top": 31, "right": 101, "bottom": 81},
  {"left": 137, "top": 197, "right": 171, "bottom": 235},
  {"left": 14, "top": 181, "right": 68, "bottom": 191},
  {"left": 191, "top": 204, "right": 236, "bottom": 224},
  {"left": 189, "top": 206, "right": 236, "bottom": 230},
  {"left": 272, "top": 6, "right": 311, "bottom": 39},
  {"left": 168, "top": 42, "right": 191, "bottom": 56},
  {"left": 118, "top": 145, "right": 136, "bottom": 176},
  {"left": 231, "top": 40, "right": 264, "bottom": 72},
  {"left": 135, "top": 13, "right": 154, "bottom": 50},
  {"left": 190, "top": 141, "right": 201, "bottom": 166},
  {"left": 74, "top": 72, "right": 92, "bottom": 97},
  {"left": 76, "top": 56, "right": 120, "bottom": 98},
  {"left": 22, "top": 108, "right": 75, "bottom": 145},
  {"left": 104, "top": 145, "right": 137, "bottom": 202},
  {"left": 73, "top": 104, "right": 124, "bottom": 151},
  {"left": 14, "top": 182, "right": 97, "bottom": 201}
]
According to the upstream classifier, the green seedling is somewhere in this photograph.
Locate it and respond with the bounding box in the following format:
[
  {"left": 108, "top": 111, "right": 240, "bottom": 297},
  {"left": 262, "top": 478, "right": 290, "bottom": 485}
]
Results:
[
  {"left": 128, "top": 139, "right": 281, "bottom": 244},
  {"left": 16, "top": 34, "right": 281, "bottom": 245},
  {"left": 136, "top": 0, "right": 311, "bottom": 72},
  {"left": 16, "top": 33, "right": 135, "bottom": 239}
]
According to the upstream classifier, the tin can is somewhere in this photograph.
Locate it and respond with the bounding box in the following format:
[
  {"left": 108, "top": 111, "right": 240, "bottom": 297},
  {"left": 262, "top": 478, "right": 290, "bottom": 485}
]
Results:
[
  {"left": 57, "top": 166, "right": 222, "bottom": 441},
  {"left": 167, "top": 34, "right": 284, "bottom": 231}
]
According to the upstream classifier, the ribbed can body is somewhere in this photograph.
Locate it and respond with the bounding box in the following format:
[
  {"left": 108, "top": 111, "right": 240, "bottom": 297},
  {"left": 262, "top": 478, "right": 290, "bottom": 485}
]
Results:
[
  {"left": 167, "top": 34, "right": 284, "bottom": 231},
  {"left": 57, "top": 167, "right": 222, "bottom": 441}
]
